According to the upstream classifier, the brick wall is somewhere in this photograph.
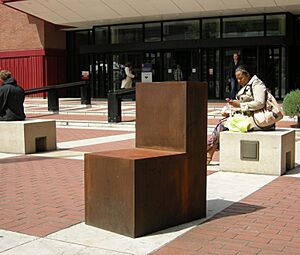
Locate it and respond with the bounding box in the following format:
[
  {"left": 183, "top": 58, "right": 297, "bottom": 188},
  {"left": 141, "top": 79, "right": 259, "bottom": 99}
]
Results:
[
  {"left": 0, "top": 4, "right": 66, "bottom": 51},
  {"left": 0, "top": 4, "right": 44, "bottom": 50}
]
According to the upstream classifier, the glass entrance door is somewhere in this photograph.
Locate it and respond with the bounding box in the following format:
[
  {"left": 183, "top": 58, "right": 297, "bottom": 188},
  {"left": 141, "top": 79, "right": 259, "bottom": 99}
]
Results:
[
  {"left": 162, "top": 50, "right": 201, "bottom": 82},
  {"left": 224, "top": 48, "right": 257, "bottom": 98},
  {"left": 143, "top": 52, "right": 161, "bottom": 82},
  {"left": 259, "top": 47, "right": 285, "bottom": 98},
  {"left": 112, "top": 52, "right": 142, "bottom": 90},
  {"left": 201, "top": 49, "right": 220, "bottom": 99},
  {"left": 93, "top": 54, "right": 108, "bottom": 98}
]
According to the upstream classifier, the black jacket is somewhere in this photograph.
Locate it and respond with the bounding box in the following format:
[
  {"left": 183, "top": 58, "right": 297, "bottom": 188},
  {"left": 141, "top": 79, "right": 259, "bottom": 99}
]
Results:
[
  {"left": 231, "top": 60, "right": 242, "bottom": 79},
  {"left": 0, "top": 78, "right": 26, "bottom": 121}
]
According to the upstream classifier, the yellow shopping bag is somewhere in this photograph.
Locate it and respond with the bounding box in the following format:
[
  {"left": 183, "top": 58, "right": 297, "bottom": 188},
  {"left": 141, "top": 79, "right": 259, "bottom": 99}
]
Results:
[{"left": 224, "top": 114, "right": 251, "bottom": 132}]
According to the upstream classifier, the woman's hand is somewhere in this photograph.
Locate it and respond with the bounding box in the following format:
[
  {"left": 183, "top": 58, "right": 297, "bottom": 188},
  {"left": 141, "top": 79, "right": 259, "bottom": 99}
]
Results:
[
  {"left": 221, "top": 112, "right": 230, "bottom": 118},
  {"left": 227, "top": 99, "right": 240, "bottom": 108}
]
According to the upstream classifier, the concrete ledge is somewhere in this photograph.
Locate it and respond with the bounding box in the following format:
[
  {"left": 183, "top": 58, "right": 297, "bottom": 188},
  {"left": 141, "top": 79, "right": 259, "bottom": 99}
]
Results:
[
  {"left": 220, "top": 129, "right": 295, "bottom": 175},
  {"left": 0, "top": 119, "right": 56, "bottom": 154}
]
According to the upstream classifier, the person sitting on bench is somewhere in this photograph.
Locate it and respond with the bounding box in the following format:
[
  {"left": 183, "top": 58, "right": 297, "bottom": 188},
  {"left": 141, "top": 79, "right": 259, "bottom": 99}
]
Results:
[
  {"left": 0, "top": 70, "right": 26, "bottom": 121},
  {"left": 207, "top": 65, "right": 271, "bottom": 165}
]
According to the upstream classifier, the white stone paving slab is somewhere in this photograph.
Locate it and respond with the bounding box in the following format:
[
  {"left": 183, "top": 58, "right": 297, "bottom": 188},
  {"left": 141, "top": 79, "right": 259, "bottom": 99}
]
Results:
[
  {"left": 0, "top": 153, "right": 20, "bottom": 159},
  {"left": 0, "top": 230, "right": 37, "bottom": 253},
  {"left": 47, "top": 223, "right": 197, "bottom": 255},
  {"left": 57, "top": 125, "right": 134, "bottom": 131},
  {"left": 76, "top": 247, "right": 131, "bottom": 254},
  {"left": 45, "top": 171, "right": 277, "bottom": 255},
  {"left": 32, "top": 150, "right": 86, "bottom": 160},
  {"left": 0, "top": 238, "right": 87, "bottom": 255},
  {"left": 57, "top": 133, "right": 135, "bottom": 149},
  {"left": 206, "top": 171, "right": 277, "bottom": 217}
]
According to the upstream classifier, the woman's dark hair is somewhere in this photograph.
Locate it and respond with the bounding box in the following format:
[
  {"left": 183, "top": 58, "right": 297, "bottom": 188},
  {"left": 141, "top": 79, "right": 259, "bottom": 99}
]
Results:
[
  {"left": 235, "top": 64, "right": 252, "bottom": 76},
  {"left": 125, "top": 62, "right": 132, "bottom": 68}
]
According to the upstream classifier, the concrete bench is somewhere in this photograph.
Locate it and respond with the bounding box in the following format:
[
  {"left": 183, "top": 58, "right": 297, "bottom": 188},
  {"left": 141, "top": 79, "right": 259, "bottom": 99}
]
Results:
[
  {"left": 0, "top": 119, "right": 56, "bottom": 154},
  {"left": 220, "top": 129, "right": 295, "bottom": 176}
]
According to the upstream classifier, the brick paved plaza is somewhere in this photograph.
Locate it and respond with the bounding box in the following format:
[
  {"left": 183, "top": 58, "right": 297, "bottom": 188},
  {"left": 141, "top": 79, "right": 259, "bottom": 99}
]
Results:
[{"left": 0, "top": 98, "right": 299, "bottom": 255}]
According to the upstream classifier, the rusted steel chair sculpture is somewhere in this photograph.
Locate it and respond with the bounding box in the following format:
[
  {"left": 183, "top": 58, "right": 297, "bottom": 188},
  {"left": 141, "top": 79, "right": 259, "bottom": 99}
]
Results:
[{"left": 85, "top": 81, "right": 207, "bottom": 237}]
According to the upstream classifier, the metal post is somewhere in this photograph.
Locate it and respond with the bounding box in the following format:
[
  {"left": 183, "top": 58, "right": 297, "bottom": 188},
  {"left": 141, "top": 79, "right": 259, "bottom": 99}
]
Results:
[
  {"left": 108, "top": 92, "right": 121, "bottom": 123},
  {"left": 48, "top": 90, "right": 59, "bottom": 112},
  {"left": 80, "top": 82, "right": 91, "bottom": 105}
]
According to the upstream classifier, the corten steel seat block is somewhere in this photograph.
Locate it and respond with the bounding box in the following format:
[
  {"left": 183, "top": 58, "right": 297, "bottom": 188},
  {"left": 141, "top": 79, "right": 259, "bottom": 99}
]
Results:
[
  {"left": 85, "top": 148, "right": 199, "bottom": 237},
  {"left": 85, "top": 81, "right": 208, "bottom": 237}
]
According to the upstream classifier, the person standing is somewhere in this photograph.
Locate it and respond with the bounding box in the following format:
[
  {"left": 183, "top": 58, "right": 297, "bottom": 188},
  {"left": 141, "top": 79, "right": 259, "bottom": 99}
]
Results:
[
  {"left": 121, "top": 62, "right": 135, "bottom": 89},
  {"left": 174, "top": 64, "right": 183, "bottom": 81},
  {"left": 229, "top": 52, "right": 241, "bottom": 99},
  {"left": 0, "top": 70, "right": 26, "bottom": 121}
]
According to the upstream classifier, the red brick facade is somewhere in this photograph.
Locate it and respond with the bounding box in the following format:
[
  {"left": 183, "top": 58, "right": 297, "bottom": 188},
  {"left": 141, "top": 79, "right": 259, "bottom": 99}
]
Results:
[{"left": 0, "top": 4, "right": 67, "bottom": 92}]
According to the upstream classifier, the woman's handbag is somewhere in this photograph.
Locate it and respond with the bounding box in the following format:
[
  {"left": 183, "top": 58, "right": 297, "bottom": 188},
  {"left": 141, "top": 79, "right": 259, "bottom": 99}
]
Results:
[{"left": 252, "top": 90, "right": 284, "bottom": 129}]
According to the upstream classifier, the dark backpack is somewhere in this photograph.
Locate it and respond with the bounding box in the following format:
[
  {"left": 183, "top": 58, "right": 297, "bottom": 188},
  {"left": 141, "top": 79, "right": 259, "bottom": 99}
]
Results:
[{"left": 119, "top": 67, "right": 126, "bottom": 80}]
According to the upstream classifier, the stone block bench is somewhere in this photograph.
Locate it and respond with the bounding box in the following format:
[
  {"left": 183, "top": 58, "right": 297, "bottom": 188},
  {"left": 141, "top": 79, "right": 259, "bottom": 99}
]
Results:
[
  {"left": 220, "top": 129, "right": 295, "bottom": 176},
  {"left": 0, "top": 119, "right": 56, "bottom": 154}
]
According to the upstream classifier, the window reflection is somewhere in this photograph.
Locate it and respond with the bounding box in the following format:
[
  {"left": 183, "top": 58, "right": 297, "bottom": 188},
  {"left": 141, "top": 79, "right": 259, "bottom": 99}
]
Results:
[
  {"left": 73, "top": 30, "right": 91, "bottom": 50},
  {"left": 223, "top": 16, "right": 264, "bottom": 38},
  {"left": 202, "top": 18, "right": 220, "bottom": 39},
  {"left": 111, "top": 24, "right": 143, "bottom": 44},
  {"left": 145, "top": 23, "right": 161, "bottom": 42},
  {"left": 94, "top": 27, "right": 108, "bottom": 45},
  {"left": 298, "top": 17, "right": 300, "bottom": 40},
  {"left": 163, "top": 20, "right": 199, "bottom": 41},
  {"left": 266, "top": 14, "right": 286, "bottom": 36}
]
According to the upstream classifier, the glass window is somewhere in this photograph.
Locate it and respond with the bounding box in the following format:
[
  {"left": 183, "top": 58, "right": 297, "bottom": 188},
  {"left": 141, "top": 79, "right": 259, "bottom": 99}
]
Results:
[
  {"left": 144, "top": 23, "right": 161, "bottom": 42},
  {"left": 266, "top": 14, "right": 286, "bottom": 36},
  {"left": 111, "top": 24, "right": 143, "bottom": 44},
  {"left": 163, "top": 20, "right": 199, "bottom": 41},
  {"left": 202, "top": 18, "right": 220, "bottom": 39},
  {"left": 71, "top": 30, "right": 91, "bottom": 51},
  {"left": 281, "top": 47, "right": 286, "bottom": 97},
  {"left": 298, "top": 17, "right": 300, "bottom": 40},
  {"left": 94, "top": 26, "right": 109, "bottom": 45},
  {"left": 223, "top": 16, "right": 264, "bottom": 38}
]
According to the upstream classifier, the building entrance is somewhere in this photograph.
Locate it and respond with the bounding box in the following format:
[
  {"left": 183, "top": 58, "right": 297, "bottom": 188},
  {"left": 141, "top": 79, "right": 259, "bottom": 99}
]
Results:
[
  {"left": 89, "top": 46, "right": 285, "bottom": 100},
  {"left": 163, "top": 51, "right": 192, "bottom": 81}
]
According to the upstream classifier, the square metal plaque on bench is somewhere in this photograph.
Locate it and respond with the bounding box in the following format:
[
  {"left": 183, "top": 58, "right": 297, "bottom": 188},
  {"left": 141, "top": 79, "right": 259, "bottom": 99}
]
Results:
[{"left": 240, "top": 140, "right": 259, "bottom": 161}]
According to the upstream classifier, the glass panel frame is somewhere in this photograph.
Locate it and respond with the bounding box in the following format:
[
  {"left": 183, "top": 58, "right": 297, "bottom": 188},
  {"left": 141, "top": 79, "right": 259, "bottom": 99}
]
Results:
[
  {"left": 144, "top": 22, "right": 162, "bottom": 42},
  {"left": 223, "top": 15, "right": 264, "bottom": 38},
  {"left": 111, "top": 24, "right": 143, "bottom": 44},
  {"left": 298, "top": 17, "right": 300, "bottom": 41},
  {"left": 74, "top": 30, "right": 91, "bottom": 50},
  {"left": 281, "top": 47, "right": 286, "bottom": 98},
  {"left": 202, "top": 18, "right": 220, "bottom": 39},
  {"left": 266, "top": 14, "right": 286, "bottom": 36},
  {"left": 163, "top": 20, "right": 199, "bottom": 41},
  {"left": 94, "top": 26, "right": 109, "bottom": 45}
]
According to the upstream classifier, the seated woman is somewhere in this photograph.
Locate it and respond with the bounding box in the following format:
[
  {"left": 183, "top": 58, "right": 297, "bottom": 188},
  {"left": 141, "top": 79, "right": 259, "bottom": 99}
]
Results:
[{"left": 207, "top": 65, "right": 272, "bottom": 165}]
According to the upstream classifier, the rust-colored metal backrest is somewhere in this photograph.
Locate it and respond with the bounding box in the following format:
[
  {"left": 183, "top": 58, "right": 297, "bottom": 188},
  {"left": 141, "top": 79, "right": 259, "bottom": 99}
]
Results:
[{"left": 136, "top": 82, "right": 187, "bottom": 152}]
